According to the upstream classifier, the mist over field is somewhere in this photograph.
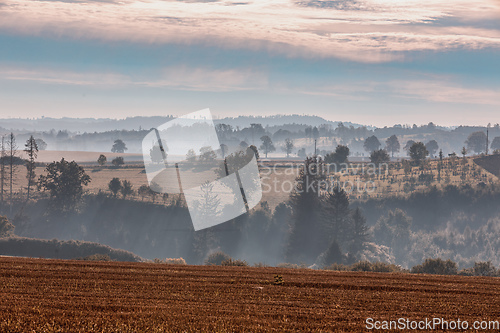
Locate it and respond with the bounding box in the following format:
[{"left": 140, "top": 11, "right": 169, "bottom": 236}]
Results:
[
  {"left": 0, "top": 116, "right": 499, "bottom": 272},
  {"left": 1, "top": 0, "right": 500, "bottom": 330}
]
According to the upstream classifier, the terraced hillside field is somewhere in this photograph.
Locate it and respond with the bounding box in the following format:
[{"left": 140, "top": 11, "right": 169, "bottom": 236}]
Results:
[{"left": 1, "top": 258, "right": 500, "bottom": 332}]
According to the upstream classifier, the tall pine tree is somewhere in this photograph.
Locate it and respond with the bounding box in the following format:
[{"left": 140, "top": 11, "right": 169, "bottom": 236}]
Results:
[{"left": 285, "top": 156, "right": 326, "bottom": 264}]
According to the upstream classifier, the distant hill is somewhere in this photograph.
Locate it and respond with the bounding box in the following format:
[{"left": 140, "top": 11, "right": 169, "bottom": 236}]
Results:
[
  {"left": 0, "top": 116, "right": 175, "bottom": 133},
  {"left": 214, "top": 114, "right": 364, "bottom": 129},
  {"left": 0, "top": 114, "right": 364, "bottom": 133},
  {"left": 474, "top": 155, "right": 500, "bottom": 178}
]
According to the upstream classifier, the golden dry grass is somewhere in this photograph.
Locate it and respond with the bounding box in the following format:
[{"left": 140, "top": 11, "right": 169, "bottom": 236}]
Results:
[
  {"left": 18, "top": 150, "right": 143, "bottom": 163},
  {"left": 1, "top": 257, "right": 499, "bottom": 332},
  {"left": 5, "top": 151, "right": 499, "bottom": 209}
]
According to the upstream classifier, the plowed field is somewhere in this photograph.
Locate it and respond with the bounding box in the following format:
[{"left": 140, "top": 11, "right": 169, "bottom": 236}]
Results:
[{"left": 1, "top": 257, "right": 499, "bottom": 332}]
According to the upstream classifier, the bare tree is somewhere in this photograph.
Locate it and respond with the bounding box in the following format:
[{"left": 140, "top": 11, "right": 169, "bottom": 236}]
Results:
[
  {"left": 24, "top": 135, "right": 39, "bottom": 201},
  {"left": 7, "top": 133, "right": 18, "bottom": 205},
  {"left": 282, "top": 138, "right": 294, "bottom": 158},
  {"left": 0, "top": 136, "right": 5, "bottom": 203}
]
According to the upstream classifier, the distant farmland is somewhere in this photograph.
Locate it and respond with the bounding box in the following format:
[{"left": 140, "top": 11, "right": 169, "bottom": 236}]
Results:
[
  {"left": 1, "top": 257, "right": 500, "bottom": 332},
  {"left": 8, "top": 150, "right": 500, "bottom": 209}
]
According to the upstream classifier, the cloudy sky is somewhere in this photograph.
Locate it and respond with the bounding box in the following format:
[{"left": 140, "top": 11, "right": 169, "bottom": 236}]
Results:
[{"left": 0, "top": 0, "right": 499, "bottom": 126}]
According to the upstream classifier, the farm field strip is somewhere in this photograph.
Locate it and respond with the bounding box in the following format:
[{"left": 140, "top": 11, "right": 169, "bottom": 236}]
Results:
[
  {"left": 6, "top": 153, "right": 500, "bottom": 209},
  {"left": 1, "top": 257, "right": 500, "bottom": 332}
]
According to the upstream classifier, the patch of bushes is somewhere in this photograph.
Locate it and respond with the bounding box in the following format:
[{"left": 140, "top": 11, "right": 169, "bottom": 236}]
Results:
[
  {"left": 411, "top": 258, "right": 458, "bottom": 275},
  {"left": 276, "top": 263, "right": 307, "bottom": 269},
  {"left": 165, "top": 258, "right": 187, "bottom": 265},
  {"left": 0, "top": 216, "right": 15, "bottom": 238},
  {"left": 0, "top": 237, "right": 143, "bottom": 262},
  {"left": 204, "top": 251, "right": 232, "bottom": 265},
  {"left": 153, "top": 258, "right": 187, "bottom": 265},
  {"left": 323, "top": 263, "right": 350, "bottom": 271},
  {"left": 322, "top": 258, "right": 498, "bottom": 277},
  {"left": 253, "top": 262, "right": 270, "bottom": 268},
  {"left": 221, "top": 258, "right": 248, "bottom": 267},
  {"left": 204, "top": 252, "right": 247, "bottom": 266},
  {"left": 371, "top": 262, "right": 405, "bottom": 273},
  {"left": 77, "top": 254, "right": 112, "bottom": 261},
  {"left": 473, "top": 262, "right": 497, "bottom": 276},
  {"left": 458, "top": 268, "right": 474, "bottom": 276},
  {"left": 325, "top": 261, "right": 405, "bottom": 273},
  {"left": 351, "top": 261, "right": 373, "bottom": 272}
]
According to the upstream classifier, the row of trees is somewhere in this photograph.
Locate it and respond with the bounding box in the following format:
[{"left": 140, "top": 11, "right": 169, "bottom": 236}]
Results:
[
  {"left": 362, "top": 131, "right": 498, "bottom": 157},
  {"left": 363, "top": 135, "right": 438, "bottom": 157},
  {"left": 216, "top": 130, "right": 496, "bottom": 160},
  {"left": 97, "top": 155, "right": 125, "bottom": 167},
  {"left": 0, "top": 134, "right": 127, "bottom": 209},
  {"left": 323, "top": 140, "right": 430, "bottom": 168}
]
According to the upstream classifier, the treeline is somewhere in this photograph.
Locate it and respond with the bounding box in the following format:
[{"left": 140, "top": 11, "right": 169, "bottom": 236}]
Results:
[
  {"left": 3, "top": 118, "right": 500, "bottom": 157},
  {"left": 200, "top": 253, "right": 500, "bottom": 277},
  {"left": 357, "top": 183, "right": 500, "bottom": 231}
]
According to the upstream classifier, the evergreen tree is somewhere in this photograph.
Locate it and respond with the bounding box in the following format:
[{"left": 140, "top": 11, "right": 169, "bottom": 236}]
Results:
[
  {"left": 0, "top": 136, "right": 5, "bottom": 203},
  {"left": 320, "top": 239, "right": 343, "bottom": 266},
  {"left": 349, "top": 207, "right": 369, "bottom": 257},
  {"left": 192, "top": 181, "right": 221, "bottom": 262},
  {"left": 24, "top": 135, "right": 39, "bottom": 201},
  {"left": 120, "top": 180, "right": 134, "bottom": 199},
  {"left": 321, "top": 187, "right": 351, "bottom": 250},
  {"left": 363, "top": 135, "right": 381, "bottom": 153},
  {"left": 285, "top": 156, "right": 326, "bottom": 264},
  {"left": 7, "top": 133, "right": 18, "bottom": 206}
]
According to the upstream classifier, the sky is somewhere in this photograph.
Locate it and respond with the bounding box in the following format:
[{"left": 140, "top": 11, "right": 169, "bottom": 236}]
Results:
[{"left": 0, "top": 0, "right": 499, "bottom": 127}]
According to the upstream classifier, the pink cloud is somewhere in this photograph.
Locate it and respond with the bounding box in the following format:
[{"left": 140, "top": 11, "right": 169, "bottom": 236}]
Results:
[{"left": 0, "top": 0, "right": 499, "bottom": 62}]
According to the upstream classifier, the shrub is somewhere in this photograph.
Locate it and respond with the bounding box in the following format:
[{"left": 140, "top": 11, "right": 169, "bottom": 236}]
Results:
[
  {"left": 418, "top": 173, "right": 435, "bottom": 184},
  {"left": 0, "top": 237, "right": 142, "bottom": 262},
  {"left": 111, "top": 157, "right": 124, "bottom": 167},
  {"left": 253, "top": 262, "right": 270, "bottom": 268},
  {"left": 165, "top": 258, "right": 187, "bottom": 265},
  {"left": 323, "top": 263, "right": 350, "bottom": 271},
  {"left": 0, "top": 216, "right": 15, "bottom": 238},
  {"left": 325, "top": 261, "right": 405, "bottom": 273},
  {"left": 458, "top": 268, "right": 474, "bottom": 276},
  {"left": 371, "top": 262, "right": 405, "bottom": 273},
  {"left": 77, "top": 254, "right": 112, "bottom": 261},
  {"left": 277, "top": 263, "right": 307, "bottom": 269},
  {"left": 204, "top": 251, "right": 232, "bottom": 265},
  {"left": 351, "top": 261, "right": 373, "bottom": 272},
  {"left": 154, "top": 258, "right": 187, "bottom": 265},
  {"left": 221, "top": 258, "right": 248, "bottom": 267},
  {"left": 473, "top": 262, "right": 497, "bottom": 277},
  {"left": 411, "top": 258, "right": 458, "bottom": 275}
]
